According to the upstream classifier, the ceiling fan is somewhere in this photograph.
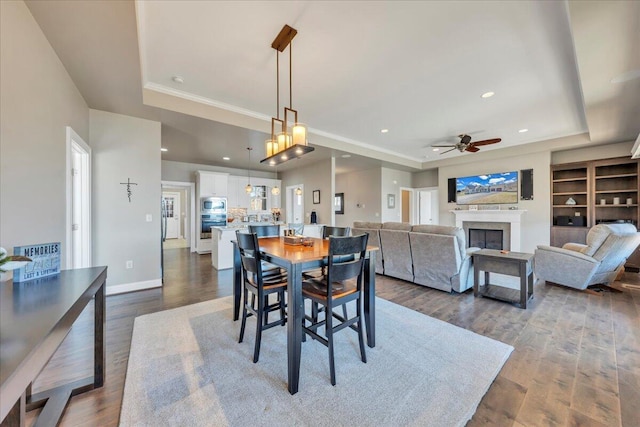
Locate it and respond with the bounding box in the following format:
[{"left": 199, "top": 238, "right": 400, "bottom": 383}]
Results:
[{"left": 432, "top": 134, "right": 502, "bottom": 154}]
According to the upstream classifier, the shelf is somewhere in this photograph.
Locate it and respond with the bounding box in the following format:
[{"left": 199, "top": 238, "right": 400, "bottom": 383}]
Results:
[
  {"left": 595, "top": 189, "right": 637, "bottom": 194},
  {"left": 553, "top": 205, "right": 587, "bottom": 208},
  {"left": 595, "top": 173, "right": 637, "bottom": 179},
  {"left": 551, "top": 225, "right": 589, "bottom": 229},
  {"left": 596, "top": 204, "right": 638, "bottom": 208},
  {"left": 552, "top": 192, "right": 587, "bottom": 196},
  {"left": 553, "top": 177, "right": 587, "bottom": 183}
]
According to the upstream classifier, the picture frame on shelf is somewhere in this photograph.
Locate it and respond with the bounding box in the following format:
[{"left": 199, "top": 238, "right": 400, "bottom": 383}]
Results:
[{"left": 313, "top": 190, "right": 320, "bottom": 204}]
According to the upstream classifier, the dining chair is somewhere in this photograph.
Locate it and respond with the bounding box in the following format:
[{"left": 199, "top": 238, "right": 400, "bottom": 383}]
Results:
[
  {"left": 288, "top": 223, "right": 304, "bottom": 235},
  {"left": 301, "top": 233, "right": 369, "bottom": 385},
  {"left": 248, "top": 224, "right": 281, "bottom": 237},
  {"left": 236, "top": 231, "right": 287, "bottom": 363},
  {"left": 322, "top": 226, "right": 351, "bottom": 238}
]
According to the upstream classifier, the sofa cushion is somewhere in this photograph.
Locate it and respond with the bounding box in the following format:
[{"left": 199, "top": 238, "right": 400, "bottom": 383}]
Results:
[
  {"left": 379, "top": 229, "right": 414, "bottom": 282},
  {"left": 411, "top": 224, "right": 467, "bottom": 263},
  {"left": 580, "top": 224, "right": 612, "bottom": 257},
  {"left": 353, "top": 221, "right": 382, "bottom": 229},
  {"left": 382, "top": 222, "right": 412, "bottom": 231}
]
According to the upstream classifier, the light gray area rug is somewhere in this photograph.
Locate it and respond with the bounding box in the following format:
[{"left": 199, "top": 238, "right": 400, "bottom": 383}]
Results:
[{"left": 120, "top": 296, "right": 513, "bottom": 427}]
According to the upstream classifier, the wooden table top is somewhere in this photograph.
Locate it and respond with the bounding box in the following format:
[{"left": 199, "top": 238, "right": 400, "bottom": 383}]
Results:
[
  {"left": 257, "top": 237, "right": 379, "bottom": 264},
  {"left": 472, "top": 248, "right": 534, "bottom": 262}
]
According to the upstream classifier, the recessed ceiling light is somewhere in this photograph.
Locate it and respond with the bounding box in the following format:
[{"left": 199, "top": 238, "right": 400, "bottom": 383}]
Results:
[
  {"left": 380, "top": 129, "right": 389, "bottom": 133},
  {"left": 481, "top": 91, "right": 495, "bottom": 98},
  {"left": 222, "top": 156, "right": 230, "bottom": 161},
  {"left": 161, "top": 148, "right": 168, "bottom": 152},
  {"left": 432, "top": 148, "right": 440, "bottom": 152},
  {"left": 341, "top": 154, "right": 351, "bottom": 158},
  {"left": 518, "top": 128, "right": 529, "bottom": 133},
  {"left": 172, "top": 76, "right": 184, "bottom": 84}
]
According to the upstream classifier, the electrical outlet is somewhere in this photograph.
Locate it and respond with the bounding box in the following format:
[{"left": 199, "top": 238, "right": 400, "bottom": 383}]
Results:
[
  {"left": 126, "top": 260, "right": 133, "bottom": 269},
  {"left": 146, "top": 214, "right": 152, "bottom": 222}
]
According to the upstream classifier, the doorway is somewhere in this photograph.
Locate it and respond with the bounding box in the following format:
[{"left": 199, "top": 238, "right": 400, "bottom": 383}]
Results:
[
  {"left": 417, "top": 187, "right": 439, "bottom": 225},
  {"left": 66, "top": 126, "right": 91, "bottom": 269},
  {"left": 401, "top": 188, "right": 413, "bottom": 223},
  {"left": 161, "top": 181, "right": 196, "bottom": 251},
  {"left": 286, "top": 184, "right": 304, "bottom": 224}
]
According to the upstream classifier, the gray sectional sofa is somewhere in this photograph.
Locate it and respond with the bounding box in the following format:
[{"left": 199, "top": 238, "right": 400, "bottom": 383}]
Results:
[{"left": 352, "top": 221, "right": 479, "bottom": 293}]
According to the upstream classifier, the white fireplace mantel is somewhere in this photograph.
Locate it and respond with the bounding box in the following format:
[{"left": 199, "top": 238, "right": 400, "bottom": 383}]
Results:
[{"left": 450, "top": 209, "right": 527, "bottom": 251}]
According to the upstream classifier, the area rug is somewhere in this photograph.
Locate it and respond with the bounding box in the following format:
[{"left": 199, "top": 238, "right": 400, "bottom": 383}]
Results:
[{"left": 120, "top": 296, "right": 513, "bottom": 426}]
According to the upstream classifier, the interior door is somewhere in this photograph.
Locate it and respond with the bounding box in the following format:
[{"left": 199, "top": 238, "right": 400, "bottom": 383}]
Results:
[
  {"left": 419, "top": 190, "right": 433, "bottom": 224},
  {"left": 163, "top": 192, "right": 180, "bottom": 239}
]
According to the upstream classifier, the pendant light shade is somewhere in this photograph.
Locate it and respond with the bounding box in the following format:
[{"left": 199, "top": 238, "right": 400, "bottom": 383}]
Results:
[
  {"left": 295, "top": 187, "right": 303, "bottom": 196},
  {"left": 245, "top": 147, "right": 253, "bottom": 194}
]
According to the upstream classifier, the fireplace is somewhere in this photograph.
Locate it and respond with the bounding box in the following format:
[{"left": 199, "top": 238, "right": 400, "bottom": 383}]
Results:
[
  {"left": 451, "top": 209, "right": 525, "bottom": 251},
  {"left": 469, "top": 228, "right": 504, "bottom": 250}
]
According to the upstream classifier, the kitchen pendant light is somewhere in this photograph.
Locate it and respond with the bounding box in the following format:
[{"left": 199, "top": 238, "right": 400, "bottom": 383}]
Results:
[
  {"left": 271, "top": 165, "right": 281, "bottom": 195},
  {"left": 295, "top": 187, "right": 303, "bottom": 196},
  {"left": 245, "top": 147, "right": 253, "bottom": 194},
  {"left": 261, "top": 25, "right": 314, "bottom": 166}
]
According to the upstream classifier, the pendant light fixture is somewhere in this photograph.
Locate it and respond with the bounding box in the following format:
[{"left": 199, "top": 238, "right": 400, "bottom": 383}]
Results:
[
  {"left": 245, "top": 147, "right": 253, "bottom": 194},
  {"left": 295, "top": 187, "right": 303, "bottom": 196},
  {"left": 271, "top": 164, "right": 281, "bottom": 195},
  {"left": 261, "top": 25, "right": 314, "bottom": 166}
]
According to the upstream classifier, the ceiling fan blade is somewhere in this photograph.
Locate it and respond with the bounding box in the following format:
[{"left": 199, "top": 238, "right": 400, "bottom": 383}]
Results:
[
  {"left": 431, "top": 144, "right": 457, "bottom": 148},
  {"left": 465, "top": 146, "right": 480, "bottom": 153},
  {"left": 471, "top": 138, "right": 501, "bottom": 147},
  {"left": 440, "top": 147, "right": 458, "bottom": 154}
]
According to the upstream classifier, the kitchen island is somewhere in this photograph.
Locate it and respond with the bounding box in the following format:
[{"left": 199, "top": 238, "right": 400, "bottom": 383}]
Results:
[{"left": 210, "top": 223, "right": 326, "bottom": 270}]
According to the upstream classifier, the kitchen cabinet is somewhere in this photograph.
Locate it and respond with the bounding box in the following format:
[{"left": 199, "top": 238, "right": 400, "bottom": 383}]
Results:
[{"left": 196, "top": 171, "right": 228, "bottom": 197}]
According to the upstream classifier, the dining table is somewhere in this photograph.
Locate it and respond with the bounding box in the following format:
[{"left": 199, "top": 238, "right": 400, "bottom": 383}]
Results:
[{"left": 231, "top": 236, "right": 378, "bottom": 395}]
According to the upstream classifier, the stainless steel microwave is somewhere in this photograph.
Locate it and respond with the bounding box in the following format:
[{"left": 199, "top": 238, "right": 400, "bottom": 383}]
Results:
[{"left": 201, "top": 197, "right": 226, "bottom": 212}]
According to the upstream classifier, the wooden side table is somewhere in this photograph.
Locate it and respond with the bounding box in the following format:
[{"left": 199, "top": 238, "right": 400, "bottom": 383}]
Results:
[{"left": 472, "top": 249, "right": 534, "bottom": 309}]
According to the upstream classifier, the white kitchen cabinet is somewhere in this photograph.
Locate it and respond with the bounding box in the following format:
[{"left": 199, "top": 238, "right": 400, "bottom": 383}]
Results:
[
  {"left": 197, "top": 171, "right": 228, "bottom": 197},
  {"left": 227, "top": 176, "right": 239, "bottom": 207}
]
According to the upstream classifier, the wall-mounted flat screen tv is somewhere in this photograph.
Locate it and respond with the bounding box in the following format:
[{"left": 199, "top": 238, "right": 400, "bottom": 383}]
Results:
[{"left": 456, "top": 171, "right": 518, "bottom": 205}]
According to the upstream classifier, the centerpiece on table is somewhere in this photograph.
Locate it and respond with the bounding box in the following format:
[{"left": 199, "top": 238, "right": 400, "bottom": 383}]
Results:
[{"left": 0, "top": 247, "right": 32, "bottom": 281}]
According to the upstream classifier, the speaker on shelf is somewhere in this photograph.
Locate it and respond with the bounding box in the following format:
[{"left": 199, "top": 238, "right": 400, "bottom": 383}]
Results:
[
  {"left": 555, "top": 216, "right": 586, "bottom": 226},
  {"left": 447, "top": 178, "right": 456, "bottom": 203},
  {"left": 520, "top": 169, "right": 533, "bottom": 200}
]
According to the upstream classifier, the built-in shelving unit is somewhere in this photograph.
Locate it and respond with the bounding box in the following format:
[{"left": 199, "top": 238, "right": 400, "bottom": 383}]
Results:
[{"left": 551, "top": 157, "right": 640, "bottom": 270}]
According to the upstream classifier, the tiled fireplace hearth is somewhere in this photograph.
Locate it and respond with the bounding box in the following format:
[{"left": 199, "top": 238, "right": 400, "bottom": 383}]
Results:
[{"left": 451, "top": 210, "right": 526, "bottom": 252}]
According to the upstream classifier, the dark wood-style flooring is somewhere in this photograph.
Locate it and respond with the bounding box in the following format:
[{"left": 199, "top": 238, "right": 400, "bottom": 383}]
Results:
[{"left": 25, "top": 248, "right": 640, "bottom": 426}]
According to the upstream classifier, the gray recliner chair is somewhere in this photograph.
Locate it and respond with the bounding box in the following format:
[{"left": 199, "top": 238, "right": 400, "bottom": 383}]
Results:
[{"left": 534, "top": 224, "right": 640, "bottom": 290}]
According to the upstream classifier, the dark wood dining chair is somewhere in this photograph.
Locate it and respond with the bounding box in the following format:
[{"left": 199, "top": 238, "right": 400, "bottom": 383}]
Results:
[
  {"left": 301, "top": 233, "right": 369, "bottom": 385},
  {"left": 236, "top": 231, "right": 287, "bottom": 363},
  {"left": 322, "top": 226, "right": 351, "bottom": 238}
]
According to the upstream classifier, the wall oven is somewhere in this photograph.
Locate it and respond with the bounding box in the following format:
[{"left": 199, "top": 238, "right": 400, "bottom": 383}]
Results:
[{"left": 200, "top": 197, "right": 227, "bottom": 239}]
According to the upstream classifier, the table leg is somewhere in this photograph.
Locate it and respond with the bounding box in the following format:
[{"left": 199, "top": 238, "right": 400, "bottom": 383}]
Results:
[
  {"left": 473, "top": 260, "right": 480, "bottom": 297},
  {"left": 233, "top": 243, "right": 241, "bottom": 321},
  {"left": 364, "top": 251, "right": 376, "bottom": 348},
  {"left": 94, "top": 282, "right": 105, "bottom": 387},
  {"left": 520, "top": 263, "right": 527, "bottom": 309},
  {"left": 286, "top": 262, "right": 302, "bottom": 395},
  {"left": 528, "top": 271, "right": 534, "bottom": 300},
  {"left": 0, "top": 392, "right": 25, "bottom": 427}
]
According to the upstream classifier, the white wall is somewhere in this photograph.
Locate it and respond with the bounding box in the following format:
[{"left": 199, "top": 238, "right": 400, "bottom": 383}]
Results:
[
  {"left": 381, "top": 168, "right": 412, "bottom": 223},
  {"left": 438, "top": 151, "right": 552, "bottom": 253},
  {"left": 0, "top": 0, "right": 89, "bottom": 267},
  {"left": 552, "top": 140, "right": 634, "bottom": 164},
  {"left": 412, "top": 168, "right": 438, "bottom": 188},
  {"left": 335, "top": 168, "right": 382, "bottom": 227},
  {"left": 280, "top": 158, "right": 334, "bottom": 225},
  {"left": 91, "top": 110, "right": 162, "bottom": 292}
]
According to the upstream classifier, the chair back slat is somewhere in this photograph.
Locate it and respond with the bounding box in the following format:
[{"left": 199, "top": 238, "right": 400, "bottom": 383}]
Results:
[
  {"left": 249, "top": 224, "right": 280, "bottom": 238},
  {"left": 323, "top": 226, "right": 351, "bottom": 239},
  {"left": 327, "top": 234, "right": 368, "bottom": 287},
  {"left": 236, "top": 231, "right": 262, "bottom": 278}
]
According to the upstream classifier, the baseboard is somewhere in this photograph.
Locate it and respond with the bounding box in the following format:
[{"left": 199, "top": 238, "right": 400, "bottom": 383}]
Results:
[{"left": 106, "top": 279, "right": 162, "bottom": 296}]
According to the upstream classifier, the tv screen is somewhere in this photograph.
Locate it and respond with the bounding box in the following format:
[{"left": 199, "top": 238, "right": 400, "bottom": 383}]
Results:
[{"left": 456, "top": 171, "right": 518, "bottom": 205}]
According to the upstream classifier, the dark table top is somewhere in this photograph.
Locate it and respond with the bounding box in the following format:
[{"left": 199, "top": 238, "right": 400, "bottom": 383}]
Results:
[{"left": 0, "top": 267, "right": 107, "bottom": 388}]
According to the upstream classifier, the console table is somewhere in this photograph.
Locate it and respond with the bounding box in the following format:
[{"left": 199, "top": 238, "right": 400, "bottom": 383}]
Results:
[
  {"left": 472, "top": 249, "right": 533, "bottom": 309},
  {"left": 0, "top": 267, "right": 107, "bottom": 426}
]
